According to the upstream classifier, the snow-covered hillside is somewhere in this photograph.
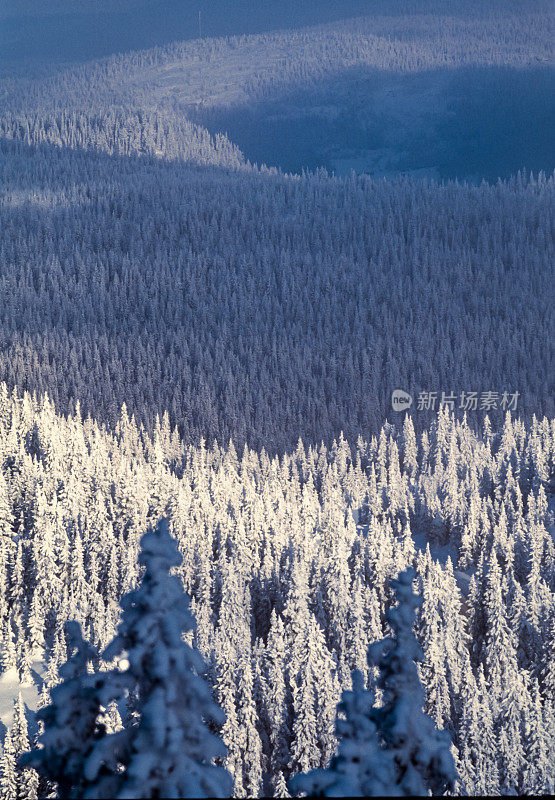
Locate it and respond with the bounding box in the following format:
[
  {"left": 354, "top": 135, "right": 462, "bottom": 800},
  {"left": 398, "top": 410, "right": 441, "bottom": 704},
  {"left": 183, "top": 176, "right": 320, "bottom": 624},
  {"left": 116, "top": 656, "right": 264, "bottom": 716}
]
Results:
[
  {"left": 0, "top": 0, "right": 396, "bottom": 76},
  {"left": 2, "top": 1, "right": 551, "bottom": 179},
  {"left": 1, "top": 137, "right": 552, "bottom": 451}
]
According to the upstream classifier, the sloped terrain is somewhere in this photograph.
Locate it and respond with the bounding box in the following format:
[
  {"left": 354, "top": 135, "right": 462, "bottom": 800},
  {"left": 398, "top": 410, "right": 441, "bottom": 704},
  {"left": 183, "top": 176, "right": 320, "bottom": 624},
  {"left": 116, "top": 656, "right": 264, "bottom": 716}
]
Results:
[
  {"left": 0, "top": 3, "right": 553, "bottom": 798},
  {"left": 2, "top": 1, "right": 552, "bottom": 180},
  {"left": 1, "top": 139, "right": 552, "bottom": 451}
]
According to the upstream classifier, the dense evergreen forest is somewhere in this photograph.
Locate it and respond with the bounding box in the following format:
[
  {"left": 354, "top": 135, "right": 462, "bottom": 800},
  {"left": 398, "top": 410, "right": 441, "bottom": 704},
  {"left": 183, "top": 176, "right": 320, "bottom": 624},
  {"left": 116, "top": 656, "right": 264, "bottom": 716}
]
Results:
[
  {"left": 0, "top": 386, "right": 553, "bottom": 795},
  {"left": 0, "top": 1, "right": 552, "bottom": 452},
  {"left": 1, "top": 140, "right": 552, "bottom": 452},
  {"left": 0, "top": 1, "right": 553, "bottom": 796}
]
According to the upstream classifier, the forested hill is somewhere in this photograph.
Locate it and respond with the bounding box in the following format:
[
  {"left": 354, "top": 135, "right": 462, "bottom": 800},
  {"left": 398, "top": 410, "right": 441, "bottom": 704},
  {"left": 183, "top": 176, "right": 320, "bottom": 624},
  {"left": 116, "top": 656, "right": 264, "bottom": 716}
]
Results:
[
  {"left": 1, "top": 137, "right": 553, "bottom": 452},
  {"left": 4, "top": 2, "right": 550, "bottom": 114},
  {"left": 3, "top": 1, "right": 544, "bottom": 76},
  {"left": 0, "top": 1, "right": 390, "bottom": 74}
]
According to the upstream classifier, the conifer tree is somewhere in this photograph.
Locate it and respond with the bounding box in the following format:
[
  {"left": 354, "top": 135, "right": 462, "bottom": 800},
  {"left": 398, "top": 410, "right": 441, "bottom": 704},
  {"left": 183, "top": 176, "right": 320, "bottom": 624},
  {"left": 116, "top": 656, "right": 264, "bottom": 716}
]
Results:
[
  {"left": 1, "top": 616, "right": 17, "bottom": 673},
  {"left": 88, "top": 518, "right": 233, "bottom": 799},
  {"left": 289, "top": 670, "right": 394, "bottom": 797},
  {"left": 19, "top": 620, "right": 109, "bottom": 799},
  {"left": 11, "top": 693, "right": 39, "bottom": 800},
  {"left": 263, "top": 611, "right": 291, "bottom": 780},
  {"left": 482, "top": 552, "right": 517, "bottom": 705},
  {"left": 235, "top": 654, "right": 263, "bottom": 799},
  {"left": 367, "top": 569, "right": 456, "bottom": 796},
  {"left": 0, "top": 728, "right": 17, "bottom": 800},
  {"left": 291, "top": 569, "right": 457, "bottom": 797}
]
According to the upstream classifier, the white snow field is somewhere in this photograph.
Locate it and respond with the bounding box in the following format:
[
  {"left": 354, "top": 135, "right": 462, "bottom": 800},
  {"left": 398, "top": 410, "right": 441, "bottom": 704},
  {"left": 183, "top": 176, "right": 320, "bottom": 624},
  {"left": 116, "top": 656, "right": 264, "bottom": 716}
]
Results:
[{"left": 0, "top": 665, "right": 41, "bottom": 742}]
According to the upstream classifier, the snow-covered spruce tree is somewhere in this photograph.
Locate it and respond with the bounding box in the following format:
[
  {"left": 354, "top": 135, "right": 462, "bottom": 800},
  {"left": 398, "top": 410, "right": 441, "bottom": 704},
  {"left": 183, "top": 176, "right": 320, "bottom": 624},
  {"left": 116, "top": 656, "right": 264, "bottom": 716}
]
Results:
[
  {"left": 367, "top": 568, "right": 456, "bottom": 796},
  {"left": 288, "top": 669, "right": 394, "bottom": 797},
  {"left": 289, "top": 569, "right": 456, "bottom": 796},
  {"left": 1, "top": 727, "right": 17, "bottom": 800},
  {"left": 19, "top": 619, "right": 112, "bottom": 799},
  {"left": 11, "top": 693, "right": 39, "bottom": 800},
  {"left": 85, "top": 518, "right": 232, "bottom": 799}
]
